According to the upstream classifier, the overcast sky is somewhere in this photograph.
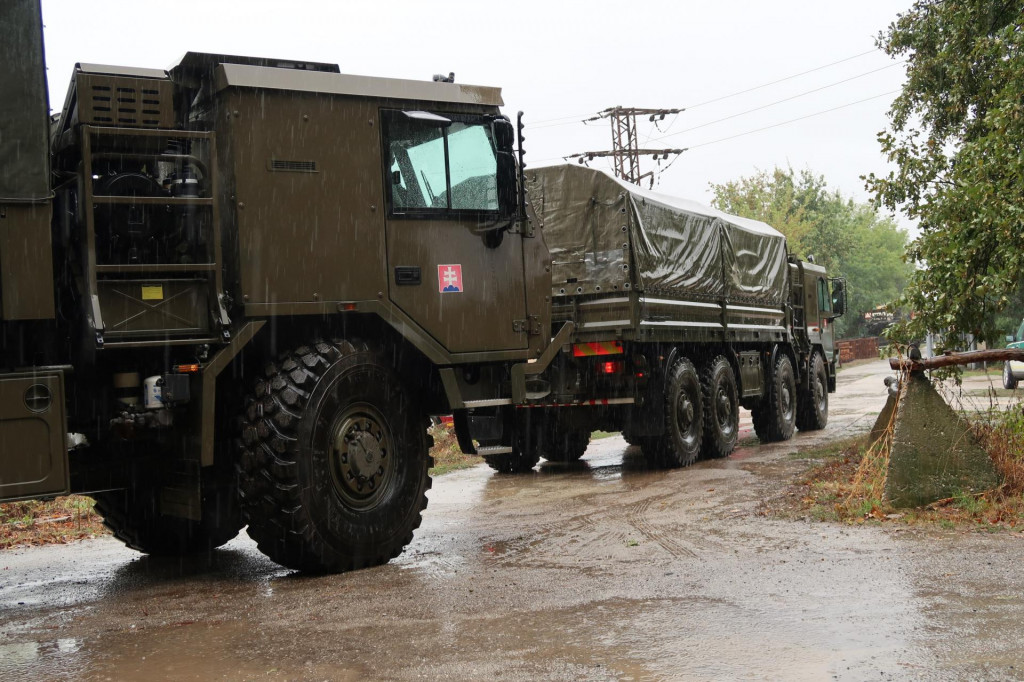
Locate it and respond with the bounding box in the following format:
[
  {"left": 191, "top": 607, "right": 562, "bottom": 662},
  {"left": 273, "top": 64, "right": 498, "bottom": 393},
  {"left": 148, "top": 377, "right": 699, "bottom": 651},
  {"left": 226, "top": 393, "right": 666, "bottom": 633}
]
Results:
[{"left": 39, "top": 0, "right": 910, "bottom": 225}]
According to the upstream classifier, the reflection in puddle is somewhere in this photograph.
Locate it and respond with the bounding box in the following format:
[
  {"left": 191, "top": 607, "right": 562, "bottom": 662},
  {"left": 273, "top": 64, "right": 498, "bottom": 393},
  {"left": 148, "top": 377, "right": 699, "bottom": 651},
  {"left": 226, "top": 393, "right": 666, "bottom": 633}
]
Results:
[{"left": 0, "top": 638, "right": 81, "bottom": 666}]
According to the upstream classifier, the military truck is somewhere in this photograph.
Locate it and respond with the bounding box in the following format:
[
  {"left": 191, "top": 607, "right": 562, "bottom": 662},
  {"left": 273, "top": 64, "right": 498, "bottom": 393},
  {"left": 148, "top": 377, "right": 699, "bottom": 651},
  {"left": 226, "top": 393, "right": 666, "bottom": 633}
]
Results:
[
  {"left": 0, "top": 0, "right": 844, "bottom": 573},
  {"left": 462, "top": 164, "right": 846, "bottom": 474}
]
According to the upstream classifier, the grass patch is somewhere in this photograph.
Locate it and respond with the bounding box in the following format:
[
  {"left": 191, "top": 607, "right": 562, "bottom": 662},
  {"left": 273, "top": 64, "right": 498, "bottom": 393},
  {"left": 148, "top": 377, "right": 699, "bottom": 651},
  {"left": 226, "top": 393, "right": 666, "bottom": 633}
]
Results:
[
  {"left": 766, "top": 414, "right": 1024, "bottom": 532},
  {"left": 0, "top": 495, "right": 107, "bottom": 549},
  {"left": 591, "top": 430, "right": 617, "bottom": 440},
  {"left": 429, "top": 423, "right": 479, "bottom": 476}
]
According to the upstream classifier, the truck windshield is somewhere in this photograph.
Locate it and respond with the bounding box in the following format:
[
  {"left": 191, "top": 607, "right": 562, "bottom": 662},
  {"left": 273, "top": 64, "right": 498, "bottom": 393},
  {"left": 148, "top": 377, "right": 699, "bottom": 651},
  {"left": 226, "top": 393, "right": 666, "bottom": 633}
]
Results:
[{"left": 385, "top": 113, "right": 498, "bottom": 214}]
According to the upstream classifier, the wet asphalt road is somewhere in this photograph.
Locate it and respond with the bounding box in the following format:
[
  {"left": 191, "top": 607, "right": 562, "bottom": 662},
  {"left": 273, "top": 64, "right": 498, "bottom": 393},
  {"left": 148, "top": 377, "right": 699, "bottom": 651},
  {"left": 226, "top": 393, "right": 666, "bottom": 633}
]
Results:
[{"left": 3, "top": 359, "right": 1024, "bottom": 681}]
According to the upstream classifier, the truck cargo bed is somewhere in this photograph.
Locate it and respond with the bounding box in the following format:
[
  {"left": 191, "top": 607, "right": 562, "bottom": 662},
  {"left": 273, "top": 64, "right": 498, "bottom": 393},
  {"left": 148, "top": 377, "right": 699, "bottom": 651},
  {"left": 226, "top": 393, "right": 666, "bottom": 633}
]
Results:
[{"left": 531, "top": 165, "right": 790, "bottom": 346}]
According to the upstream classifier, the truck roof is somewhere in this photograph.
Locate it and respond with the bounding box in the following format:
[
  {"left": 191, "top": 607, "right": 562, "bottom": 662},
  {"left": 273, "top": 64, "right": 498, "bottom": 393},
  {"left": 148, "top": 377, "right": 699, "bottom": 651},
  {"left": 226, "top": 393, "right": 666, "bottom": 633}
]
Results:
[
  {"left": 212, "top": 62, "right": 503, "bottom": 106},
  {"left": 73, "top": 53, "right": 503, "bottom": 107}
]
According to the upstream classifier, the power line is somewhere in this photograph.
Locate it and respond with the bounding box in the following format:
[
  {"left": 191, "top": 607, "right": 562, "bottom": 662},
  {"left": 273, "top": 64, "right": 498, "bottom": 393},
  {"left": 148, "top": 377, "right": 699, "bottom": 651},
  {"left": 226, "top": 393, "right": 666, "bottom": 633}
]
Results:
[
  {"left": 649, "top": 61, "right": 904, "bottom": 143},
  {"left": 683, "top": 90, "right": 900, "bottom": 151},
  {"left": 526, "top": 48, "right": 883, "bottom": 130},
  {"left": 684, "top": 48, "right": 882, "bottom": 110},
  {"left": 534, "top": 89, "right": 900, "bottom": 167}
]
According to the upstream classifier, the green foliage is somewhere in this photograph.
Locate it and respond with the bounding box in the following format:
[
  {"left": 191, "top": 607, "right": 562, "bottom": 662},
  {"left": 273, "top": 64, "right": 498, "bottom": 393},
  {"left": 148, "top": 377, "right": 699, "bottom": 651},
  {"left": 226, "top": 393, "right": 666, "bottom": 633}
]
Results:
[
  {"left": 953, "top": 490, "right": 984, "bottom": 514},
  {"left": 710, "top": 166, "right": 913, "bottom": 337},
  {"left": 866, "top": 1, "right": 1024, "bottom": 345}
]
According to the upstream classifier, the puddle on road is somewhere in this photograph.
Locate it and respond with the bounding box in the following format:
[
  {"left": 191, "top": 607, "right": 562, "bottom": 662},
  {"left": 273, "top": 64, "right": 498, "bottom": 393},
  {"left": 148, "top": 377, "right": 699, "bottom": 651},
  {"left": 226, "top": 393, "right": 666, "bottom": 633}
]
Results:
[{"left": 0, "top": 637, "right": 80, "bottom": 662}]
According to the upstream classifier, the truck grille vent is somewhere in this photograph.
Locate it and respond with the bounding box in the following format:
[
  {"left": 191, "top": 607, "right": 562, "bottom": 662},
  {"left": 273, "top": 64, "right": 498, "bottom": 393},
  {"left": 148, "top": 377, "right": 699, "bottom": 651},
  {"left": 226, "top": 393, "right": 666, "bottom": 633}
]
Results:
[
  {"left": 91, "top": 85, "right": 164, "bottom": 125},
  {"left": 269, "top": 159, "right": 318, "bottom": 173},
  {"left": 82, "top": 77, "right": 172, "bottom": 128}
]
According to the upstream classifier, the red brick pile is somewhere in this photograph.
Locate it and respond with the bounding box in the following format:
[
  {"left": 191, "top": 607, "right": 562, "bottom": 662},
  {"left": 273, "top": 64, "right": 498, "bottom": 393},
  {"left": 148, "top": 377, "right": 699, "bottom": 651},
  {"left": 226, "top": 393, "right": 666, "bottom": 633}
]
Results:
[{"left": 837, "top": 337, "right": 878, "bottom": 364}]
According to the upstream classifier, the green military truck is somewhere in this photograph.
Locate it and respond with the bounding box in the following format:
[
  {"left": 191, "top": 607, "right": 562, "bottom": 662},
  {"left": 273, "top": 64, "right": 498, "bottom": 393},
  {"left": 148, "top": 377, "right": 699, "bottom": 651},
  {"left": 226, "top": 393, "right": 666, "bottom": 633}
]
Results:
[
  {"left": 0, "top": 0, "right": 844, "bottom": 572},
  {"left": 461, "top": 165, "right": 846, "bottom": 474}
]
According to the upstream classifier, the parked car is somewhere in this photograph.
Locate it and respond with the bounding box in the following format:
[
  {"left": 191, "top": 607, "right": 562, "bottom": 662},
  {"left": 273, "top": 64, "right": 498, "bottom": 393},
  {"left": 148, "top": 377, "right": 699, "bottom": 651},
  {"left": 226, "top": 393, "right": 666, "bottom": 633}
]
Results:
[{"left": 1003, "top": 319, "right": 1024, "bottom": 389}]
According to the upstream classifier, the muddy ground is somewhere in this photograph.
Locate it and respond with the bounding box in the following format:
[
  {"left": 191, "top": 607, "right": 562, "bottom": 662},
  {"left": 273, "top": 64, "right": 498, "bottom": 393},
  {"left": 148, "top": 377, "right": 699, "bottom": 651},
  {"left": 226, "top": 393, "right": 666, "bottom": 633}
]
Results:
[{"left": 2, "top": 359, "right": 1023, "bottom": 681}]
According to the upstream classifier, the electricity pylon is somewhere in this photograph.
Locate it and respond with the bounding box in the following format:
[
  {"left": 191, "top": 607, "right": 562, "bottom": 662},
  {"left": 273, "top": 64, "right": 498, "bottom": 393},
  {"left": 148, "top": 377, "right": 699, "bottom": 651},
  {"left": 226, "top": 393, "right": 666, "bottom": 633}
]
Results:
[{"left": 567, "top": 106, "right": 686, "bottom": 186}]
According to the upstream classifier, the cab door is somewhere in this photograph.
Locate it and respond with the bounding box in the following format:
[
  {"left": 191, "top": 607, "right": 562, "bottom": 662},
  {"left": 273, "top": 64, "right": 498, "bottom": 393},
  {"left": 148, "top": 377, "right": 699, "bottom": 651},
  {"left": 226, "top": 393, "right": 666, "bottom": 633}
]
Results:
[
  {"left": 816, "top": 276, "right": 835, "bottom": 357},
  {"left": 382, "top": 110, "right": 528, "bottom": 354}
]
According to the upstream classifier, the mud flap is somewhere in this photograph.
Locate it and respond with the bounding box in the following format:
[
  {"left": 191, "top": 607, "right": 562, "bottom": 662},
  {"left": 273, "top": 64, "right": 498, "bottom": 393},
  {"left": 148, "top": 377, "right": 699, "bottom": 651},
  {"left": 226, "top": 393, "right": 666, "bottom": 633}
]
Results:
[{"left": 0, "top": 369, "right": 68, "bottom": 501}]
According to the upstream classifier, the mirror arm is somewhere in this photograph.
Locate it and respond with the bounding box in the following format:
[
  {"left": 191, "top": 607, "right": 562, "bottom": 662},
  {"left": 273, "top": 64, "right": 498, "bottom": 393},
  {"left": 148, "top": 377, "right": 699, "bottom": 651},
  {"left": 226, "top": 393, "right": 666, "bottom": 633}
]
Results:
[{"left": 516, "top": 111, "right": 527, "bottom": 222}]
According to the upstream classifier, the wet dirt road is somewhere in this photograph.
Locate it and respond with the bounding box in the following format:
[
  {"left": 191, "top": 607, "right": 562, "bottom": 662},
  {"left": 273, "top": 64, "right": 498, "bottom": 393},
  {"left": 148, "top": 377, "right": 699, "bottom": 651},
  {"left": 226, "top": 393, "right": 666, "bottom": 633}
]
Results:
[{"left": 3, "top": 359, "right": 1024, "bottom": 681}]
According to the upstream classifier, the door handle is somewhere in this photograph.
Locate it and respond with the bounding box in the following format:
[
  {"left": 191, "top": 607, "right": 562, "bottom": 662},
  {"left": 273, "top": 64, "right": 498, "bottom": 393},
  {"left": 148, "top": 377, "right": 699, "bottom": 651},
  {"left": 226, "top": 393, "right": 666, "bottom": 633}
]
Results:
[{"left": 394, "top": 266, "right": 421, "bottom": 286}]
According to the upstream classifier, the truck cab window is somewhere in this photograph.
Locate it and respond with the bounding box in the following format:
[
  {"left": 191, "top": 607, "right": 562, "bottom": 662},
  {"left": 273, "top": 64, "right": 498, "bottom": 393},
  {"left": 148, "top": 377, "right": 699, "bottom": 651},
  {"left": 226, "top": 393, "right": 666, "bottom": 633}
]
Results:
[
  {"left": 818, "top": 277, "right": 832, "bottom": 314},
  {"left": 384, "top": 111, "right": 498, "bottom": 214}
]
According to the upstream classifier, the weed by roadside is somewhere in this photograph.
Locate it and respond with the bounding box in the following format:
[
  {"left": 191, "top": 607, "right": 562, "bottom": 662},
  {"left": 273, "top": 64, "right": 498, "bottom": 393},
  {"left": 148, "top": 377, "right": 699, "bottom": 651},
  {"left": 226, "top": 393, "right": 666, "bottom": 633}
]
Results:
[
  {"left": 766, "top": 420, "right": 1024, "bottom": 532},
  {"left": 429, "top": 423, "right": 478, "bottom": 476},
  {"left": 0, "top": 495, "right": 106, "bottom": 549}
]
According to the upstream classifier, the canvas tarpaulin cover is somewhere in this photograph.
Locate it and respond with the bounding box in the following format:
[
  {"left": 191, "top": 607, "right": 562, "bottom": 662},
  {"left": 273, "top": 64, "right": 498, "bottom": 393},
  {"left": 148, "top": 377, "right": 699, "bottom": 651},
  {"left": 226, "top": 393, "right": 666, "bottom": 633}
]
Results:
[
  {"left": 0, "top": 0, "right": 51, "bottom": 203},
  {"left": 526, "top": 165, "right": 788, "bottom": 306}
]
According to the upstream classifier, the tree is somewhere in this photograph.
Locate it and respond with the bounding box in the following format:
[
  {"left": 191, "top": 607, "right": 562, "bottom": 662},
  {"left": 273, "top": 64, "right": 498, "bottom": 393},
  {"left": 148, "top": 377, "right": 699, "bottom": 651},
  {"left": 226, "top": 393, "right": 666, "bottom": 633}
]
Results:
[
  {"left": 865, "top": 0, "right": 1024, "bottom": 345},
  {"left": 711, "top": 166, "right": 913, "bottom": 338}
]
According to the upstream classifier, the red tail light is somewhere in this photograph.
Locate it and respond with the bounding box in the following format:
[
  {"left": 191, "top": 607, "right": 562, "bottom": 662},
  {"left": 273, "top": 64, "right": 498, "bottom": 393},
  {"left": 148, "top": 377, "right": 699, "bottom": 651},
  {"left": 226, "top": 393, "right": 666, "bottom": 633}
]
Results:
[{"left": 598, "top": 360, "right": 625, "bottom": 375}]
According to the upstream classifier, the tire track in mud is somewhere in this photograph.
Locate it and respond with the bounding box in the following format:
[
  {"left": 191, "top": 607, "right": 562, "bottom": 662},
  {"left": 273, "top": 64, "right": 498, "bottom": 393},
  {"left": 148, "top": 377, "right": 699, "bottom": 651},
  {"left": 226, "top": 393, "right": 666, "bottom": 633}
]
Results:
[
  {"left": 624, "top": 493, "right": 701, "bottom": 559},
  {"left": 475, "top": 505, "right": 607, "bottom": 568}
]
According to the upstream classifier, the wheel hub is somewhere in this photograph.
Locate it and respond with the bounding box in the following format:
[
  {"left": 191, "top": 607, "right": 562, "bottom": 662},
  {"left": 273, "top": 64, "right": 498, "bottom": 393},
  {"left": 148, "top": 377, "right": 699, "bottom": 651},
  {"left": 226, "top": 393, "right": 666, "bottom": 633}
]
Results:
[
  {"left": 717, "top": 389, "right": 731, "bottom": 422},
  {"left": 678, "top": 397, "right": 694, "bottom": 427},
  {"left": 349, "top": 431, "right": 384, "bottom": 478},
  {"left": 330, "top": 409, "right": 393, "bottom": 508}
]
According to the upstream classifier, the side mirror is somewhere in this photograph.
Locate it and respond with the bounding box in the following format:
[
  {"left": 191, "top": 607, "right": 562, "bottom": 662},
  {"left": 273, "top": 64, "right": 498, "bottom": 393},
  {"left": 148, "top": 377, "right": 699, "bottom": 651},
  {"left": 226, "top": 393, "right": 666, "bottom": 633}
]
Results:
[
  {"left": 831, "top": 277, "right": 847, "bottom": 317},
  {"left": 492, "top": 117, "right": 515, "bottom": 153},
  {"left": 1008, "top": 335, "right": 1016, "bottom": 343},
  {"left": 495, "top": 152, "right": 517, "bottom": 219}
]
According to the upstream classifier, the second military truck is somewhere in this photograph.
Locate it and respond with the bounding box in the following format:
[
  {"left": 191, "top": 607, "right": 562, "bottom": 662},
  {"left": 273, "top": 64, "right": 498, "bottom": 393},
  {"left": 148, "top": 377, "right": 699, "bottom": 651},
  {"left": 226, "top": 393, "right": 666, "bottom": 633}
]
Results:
[{"left": 0, "top": 0, "right": 844, "bottom": 573}]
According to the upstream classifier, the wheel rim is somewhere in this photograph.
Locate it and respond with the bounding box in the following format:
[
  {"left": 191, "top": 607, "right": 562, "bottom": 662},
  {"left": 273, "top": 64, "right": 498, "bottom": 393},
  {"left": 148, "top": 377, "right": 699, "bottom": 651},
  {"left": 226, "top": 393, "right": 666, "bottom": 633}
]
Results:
[
  {"left": 781, "top": 378, "right": 794, "bottom": 421},
  {"left": 815, "top": 367, "right": 827, "bottom": 413},
  {"left": 716, "top": 385, "right": 735, "bottom": 438},
  {"left": 676, "top": 390, "right": 699, "bottom": 448},
  {"left": 329, "top": 403, "right": 397, "bottom": 510}
]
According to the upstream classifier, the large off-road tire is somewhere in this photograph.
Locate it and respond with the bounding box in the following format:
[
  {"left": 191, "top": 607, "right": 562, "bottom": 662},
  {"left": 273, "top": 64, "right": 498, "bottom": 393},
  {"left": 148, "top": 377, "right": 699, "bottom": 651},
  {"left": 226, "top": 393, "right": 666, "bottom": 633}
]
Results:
[
  {"left": 752, "top": 353, "right": 796, "bottom": 443},
  {"left": 700, "top": 355, "right": 739, "bottom": 459},
  {"left": 641, "top": 356, "right": 704, "bottom": 468},
  {"left": 483, "top": 412, "right": 541, "bottom": 473},
  {"left": 483, "top": 447, "right": 540, "bottom": 473},
  {"left": 237, "top": 339, "right": 432, "bottom": 573},
  {"left": 1003, "top": 361, "right": 1019, "bottom": 390},
  {"left": 542, "top": 423, "right": 591, "bottom": 463},
  {"left": 796, "top": 352, "right": 829, "bottom": 432},
  {"left": 92, "top": 469, "right": 242, "bottom": 557}
]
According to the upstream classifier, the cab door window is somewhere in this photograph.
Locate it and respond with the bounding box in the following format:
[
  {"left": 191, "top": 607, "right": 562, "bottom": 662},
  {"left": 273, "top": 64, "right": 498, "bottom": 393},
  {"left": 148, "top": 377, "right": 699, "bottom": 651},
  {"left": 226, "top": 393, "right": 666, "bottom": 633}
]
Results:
[
  {"left": 383, "top": 111, "right": 499, "bottom": 215},
  {"left": 817, "top": 277, "right": 832, "bottom": 314}
]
